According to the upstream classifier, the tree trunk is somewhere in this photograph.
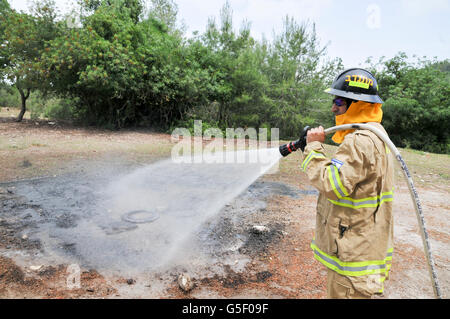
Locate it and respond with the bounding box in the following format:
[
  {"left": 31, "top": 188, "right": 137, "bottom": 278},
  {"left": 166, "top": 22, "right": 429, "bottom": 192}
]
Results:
[{"left": 16, "top": 87, "right": 30, "bottom": 122}]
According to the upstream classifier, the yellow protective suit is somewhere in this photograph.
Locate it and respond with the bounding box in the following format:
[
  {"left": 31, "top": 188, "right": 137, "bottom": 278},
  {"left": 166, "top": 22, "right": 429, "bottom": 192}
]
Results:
[{"left": 301, "top": 101, "right": 394, "bottom": 297}]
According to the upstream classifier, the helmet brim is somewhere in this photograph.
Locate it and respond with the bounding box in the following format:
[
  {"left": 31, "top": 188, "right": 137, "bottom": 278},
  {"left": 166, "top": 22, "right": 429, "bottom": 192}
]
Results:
[{"left": 325, "top": 88, "right": 384, "bottom": 104}]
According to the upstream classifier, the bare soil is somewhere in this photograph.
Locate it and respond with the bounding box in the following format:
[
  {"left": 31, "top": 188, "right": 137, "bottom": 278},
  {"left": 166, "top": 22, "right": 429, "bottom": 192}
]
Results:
[{"left": 0, "top": 114, "right": 449, "bottom": 299}]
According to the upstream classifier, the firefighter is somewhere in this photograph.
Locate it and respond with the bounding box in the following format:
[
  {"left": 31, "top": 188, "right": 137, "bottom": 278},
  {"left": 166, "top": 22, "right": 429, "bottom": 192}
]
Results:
[{"left": 302, "top": 68, "right": 395, "bottom": 299}]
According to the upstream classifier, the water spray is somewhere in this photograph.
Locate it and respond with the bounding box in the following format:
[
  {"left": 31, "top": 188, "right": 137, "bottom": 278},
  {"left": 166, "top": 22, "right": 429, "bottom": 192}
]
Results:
[{"left": 279, "top": 123, "right": 442, "bottom": 299}]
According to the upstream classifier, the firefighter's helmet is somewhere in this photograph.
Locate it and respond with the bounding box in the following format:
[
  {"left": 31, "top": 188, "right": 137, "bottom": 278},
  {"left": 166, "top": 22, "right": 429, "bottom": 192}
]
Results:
[{"left": 325, "top": 68, "right": 383, "bottom": 104}]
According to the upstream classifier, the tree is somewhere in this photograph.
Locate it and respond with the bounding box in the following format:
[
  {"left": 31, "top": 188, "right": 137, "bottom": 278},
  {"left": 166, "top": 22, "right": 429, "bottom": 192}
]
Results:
[
  {"left": 81, "top": 0, "right": 144, "bottom": 23},
  {"left": 257, "top": 17, "right": 341, "bottom": 138},
  {"left": 40, "top": 0, "right": 212, "bottom": 128},
  {"left": 0, "top": 0, "right": 11, "bottom": 75},
  {"left": 147, "top": 0, "right": 181, "bottom": 34},
  {"left": 368, "top": 53, "right": 450, "bottom": 153},
  {"left": 0, "top": 0, "right": 60, "bottom": 121},
  {"left": 1, "top": 11, "right": 40, "bottom": 121},
  {"left": 40, "top": 1, "right": 148, "bottom": 127},
  {"left": 180, "top": 3, "right": 341, "bottom": 139},
  {"left": 0, "top": 0, "right": 9, "bottom": 11},
  {"left": 32, "top": 0, "right": 344, "bottom": 138}
]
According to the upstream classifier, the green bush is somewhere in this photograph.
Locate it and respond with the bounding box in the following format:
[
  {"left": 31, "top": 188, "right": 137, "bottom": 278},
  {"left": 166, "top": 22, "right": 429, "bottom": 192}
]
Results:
[
  {"left": 42, "top": 97, "right": 77, "bottom": 121},
  {"left": 0, "top": 86, "right": 20, "bottom": 108},
  {"left": 369, "top": 54, "right": 450, "bottom": 154},
  {"left": 382, "top": 97, "right": 450, "bottom": 153},
  {"left": 25, "top": 91, "right": 78, "bottom": 121}
]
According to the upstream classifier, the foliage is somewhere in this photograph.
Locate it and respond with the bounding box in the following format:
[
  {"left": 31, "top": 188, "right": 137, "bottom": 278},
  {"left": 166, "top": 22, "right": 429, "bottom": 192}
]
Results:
[
  {"left": 0, "top": 0, "right": 11, "bottom": 73},
  {"left": 39, "top": 0, "right": 212, "bottom": 129},
  {"left": 146, "top": 0, "right": 181, "bottom": 35},
  {"left": 260, "top": 17, "right": 341, "bottom": 138},
  {"left": 0, "top": 83, "right": 19, "bottom": 108},
  {"left": 178, "top": 4, "right": 341, "bottom": 139},
  {"left": 21, "top": 90, "right": 75, "bottom": 121},
  {"left": 1, "top": 0, "right": 448, "bottom": 154},
  {"left": 82, "top": 0, "right": 144, "bottom": 23},
  {"left": 0, "top": 0, "right": 61, "bottom": 121},
  {"left": 367, "top": 53, "right": 450, "bottom": 154}
]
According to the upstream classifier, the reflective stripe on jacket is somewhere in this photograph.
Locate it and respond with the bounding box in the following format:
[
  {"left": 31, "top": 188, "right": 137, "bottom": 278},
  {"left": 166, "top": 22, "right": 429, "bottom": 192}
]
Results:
[{"left": 302, "top": 122, "right": 395, "bottom": 295}]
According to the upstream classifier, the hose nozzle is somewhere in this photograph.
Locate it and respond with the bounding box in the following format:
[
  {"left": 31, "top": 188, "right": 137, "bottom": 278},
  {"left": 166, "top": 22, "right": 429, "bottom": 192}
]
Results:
[{"left": 279, "top": 126, "right": 311, "bottom": 157}]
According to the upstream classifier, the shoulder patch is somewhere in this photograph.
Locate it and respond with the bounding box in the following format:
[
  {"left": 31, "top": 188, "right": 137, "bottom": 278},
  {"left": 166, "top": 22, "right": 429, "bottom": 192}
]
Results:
[{"left": 331, "top": 158, "right": 344, "bottom": 171}]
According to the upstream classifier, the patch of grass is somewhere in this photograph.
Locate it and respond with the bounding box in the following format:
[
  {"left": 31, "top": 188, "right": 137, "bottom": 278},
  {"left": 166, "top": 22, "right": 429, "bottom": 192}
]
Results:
[
  {"left": 397, "top": 148, "right": 449, "bottom": 188},
  {"left": 1, "top": 138, "right": 48, "bottom": 151},
  {"left": 438, "top": 172, "right": 449, "bottom": 179},
  {"left": 0, "top": 119, "right": 448, "bottom": 192},
  {"left": 0, "top": 107, "right": 30, "bottom": 120},
  {"left": 6, "top": 144, "right": 28, "bottom": 151},
  {"left": 133, "top": 143, "right": 173, "bottom": 156},
  {"left": 405, "top": 147, "right": 426, "bottom": 156},
  {"left": 31, "top": 142, "right": 48, "bottom": 147}
]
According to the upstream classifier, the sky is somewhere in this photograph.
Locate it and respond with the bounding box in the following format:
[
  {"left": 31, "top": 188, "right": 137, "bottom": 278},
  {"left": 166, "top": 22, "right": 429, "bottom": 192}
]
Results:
[{"left": 7, "top": 0, "right": 450, "bottom": 68}]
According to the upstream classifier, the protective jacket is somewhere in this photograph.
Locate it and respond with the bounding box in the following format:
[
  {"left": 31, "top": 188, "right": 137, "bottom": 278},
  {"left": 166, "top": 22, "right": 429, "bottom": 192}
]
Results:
[{"left": 302, "top": 122, "right": 394, "bottom": 295}]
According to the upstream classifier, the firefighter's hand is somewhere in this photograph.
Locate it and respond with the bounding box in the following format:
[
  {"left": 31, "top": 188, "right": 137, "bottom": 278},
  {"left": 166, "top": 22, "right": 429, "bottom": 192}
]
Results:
[{"left": 306, "top": 126, "right": 325, "bottom": 144}]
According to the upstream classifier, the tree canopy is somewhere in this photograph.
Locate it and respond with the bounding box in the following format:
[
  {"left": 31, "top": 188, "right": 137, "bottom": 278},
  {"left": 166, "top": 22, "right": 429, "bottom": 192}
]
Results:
[
  {"left": 0, "top": 0, "right": 448, "bottom": 153},
  {"left": 368, "top": 54, "right": 450, "bottom": 153},
  {"left": 0, "top": 0, "right": 61, "bottom": 120}
]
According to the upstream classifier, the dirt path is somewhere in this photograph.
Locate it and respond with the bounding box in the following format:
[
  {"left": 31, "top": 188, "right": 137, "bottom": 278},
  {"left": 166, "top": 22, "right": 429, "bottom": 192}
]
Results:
[{"left": 0, "top": 117, "right": 448, "bottom": 299}]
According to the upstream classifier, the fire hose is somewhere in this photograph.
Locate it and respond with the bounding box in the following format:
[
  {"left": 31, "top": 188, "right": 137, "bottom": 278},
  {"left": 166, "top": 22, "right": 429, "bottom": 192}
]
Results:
[{"left": 279, "top": 123, "right": 442, "bottom": 299}]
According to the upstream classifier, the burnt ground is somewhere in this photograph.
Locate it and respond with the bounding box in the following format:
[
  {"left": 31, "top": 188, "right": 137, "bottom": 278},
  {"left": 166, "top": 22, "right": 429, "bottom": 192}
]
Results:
[
  {"left": 0, "top": 116, "right": 449, "bottom": 299},
  {"left": 0, "top": 170, "right": 323, "bottom": 299}
]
